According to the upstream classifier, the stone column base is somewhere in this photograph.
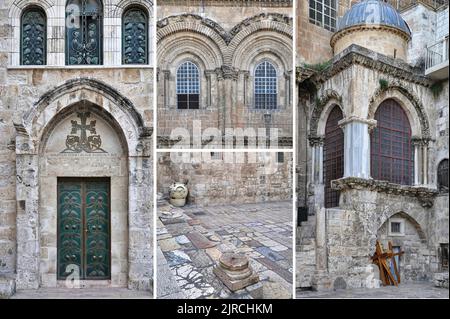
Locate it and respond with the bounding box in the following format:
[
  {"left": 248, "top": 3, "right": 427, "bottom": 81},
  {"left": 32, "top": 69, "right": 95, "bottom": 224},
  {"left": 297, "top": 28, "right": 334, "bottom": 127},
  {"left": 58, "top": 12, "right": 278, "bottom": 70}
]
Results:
[
  {"left": 0, "top": 275, "right": 16, "bottom": 299},
  {"left": 311, "top": 270, "right": 332, "bottom": 292}
]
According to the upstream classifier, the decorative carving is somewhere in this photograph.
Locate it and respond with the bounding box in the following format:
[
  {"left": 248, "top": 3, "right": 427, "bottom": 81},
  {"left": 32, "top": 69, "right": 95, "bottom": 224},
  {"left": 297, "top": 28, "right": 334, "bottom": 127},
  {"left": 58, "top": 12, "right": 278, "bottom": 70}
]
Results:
[
  {"left": 21, "top": 8, "right": 46, "bottom": 65},
  {"left": 158, "top": 13, "right": 292, "bottom": 45},
  {"left": 62, "top": 112, "right": 106, "bottom": 153},
  {"left": 331, "top": 177, "right": 438, "bottom": 208},
  {"left": 123, "top": 8, "right": 148, "bottom": 64}
]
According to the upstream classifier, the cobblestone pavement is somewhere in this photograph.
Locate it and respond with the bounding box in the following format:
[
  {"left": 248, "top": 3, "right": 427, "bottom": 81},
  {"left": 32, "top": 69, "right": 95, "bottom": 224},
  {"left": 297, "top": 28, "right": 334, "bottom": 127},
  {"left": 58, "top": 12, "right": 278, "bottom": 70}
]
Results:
[
  {"left": 297, "top": 283, "right": 449, "bottom": 299},
  {"left": 11, "top": 288, "right": 152, "bottom": 299},
  {"left": 157, "top": 200, "right": 293, "bottom": 299}
]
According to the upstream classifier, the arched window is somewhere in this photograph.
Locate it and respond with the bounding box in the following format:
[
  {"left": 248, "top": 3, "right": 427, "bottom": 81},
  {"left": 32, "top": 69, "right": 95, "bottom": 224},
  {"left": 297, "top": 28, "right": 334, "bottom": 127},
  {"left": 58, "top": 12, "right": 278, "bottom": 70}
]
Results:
[
  {"left": 371, "top": 99, "right": 413, "bottom": 185},
  {"left": 438, "top": 159, "right": 449, "bottom": 192},
  {"left": 254, "top": 61, "right": 277, "bottom": 110},
  {"left": 66, "top": 0, "right": 103, "bottom": 65},
  {"left": 324, "top": 105, "right": 344, "bottom": 208},
  {"left": 177, "top": 61, "right": 200, "bottom": 109},
  {"left": 21, "top": 7, "right": 46, "bottom": 65},
  {"left": 122, "top": 7, "right": 148, "bottom": 64}
]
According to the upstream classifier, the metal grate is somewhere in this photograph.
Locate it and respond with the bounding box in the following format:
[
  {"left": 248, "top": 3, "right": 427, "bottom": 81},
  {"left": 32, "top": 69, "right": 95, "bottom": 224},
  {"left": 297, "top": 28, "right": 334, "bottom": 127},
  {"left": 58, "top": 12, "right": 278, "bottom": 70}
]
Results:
[
  {"left": 254, "top": 61, "right": 278, "bottom": 110},
  {"left": 309, "top": 0, "right": 337, "bottom": 32},
  {"left": 177, "top": 61, "right": 200, "bottom": 109},
  {"left": 21, "top": 7, "right": 47, "bottom": 65},
  {"left": 324, "top": 105, "right": 344, "bottom": 208},
  {"left": 371, "top": 99, "right": 413, "bottom": 185}
]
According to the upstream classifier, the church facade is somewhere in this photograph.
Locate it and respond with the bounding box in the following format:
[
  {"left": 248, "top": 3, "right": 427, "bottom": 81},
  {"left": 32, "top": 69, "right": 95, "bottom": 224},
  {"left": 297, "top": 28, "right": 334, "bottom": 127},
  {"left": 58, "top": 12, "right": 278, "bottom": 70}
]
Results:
[
  {"left": 0, "top": 0, "right": 154, "bottom": 297},
  {"left": 296, "top": 0, "right": 449, "bottom": 291},
  {"left": 156, "top": 0, "right": 294, "bottom": 148}
]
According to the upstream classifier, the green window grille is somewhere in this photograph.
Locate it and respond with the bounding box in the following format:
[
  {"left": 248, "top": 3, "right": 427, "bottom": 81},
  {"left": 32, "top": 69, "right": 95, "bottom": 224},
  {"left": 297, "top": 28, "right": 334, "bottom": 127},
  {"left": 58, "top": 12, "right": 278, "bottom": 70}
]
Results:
[
  {"left": 21, "top": 7, "right": 46, "bottom": 65},
  {"left": 66, "top": 0, "right": 103, "bottom": 65},
  {"left": 123, "top": 7, "right": 148, "bottom": 64}
]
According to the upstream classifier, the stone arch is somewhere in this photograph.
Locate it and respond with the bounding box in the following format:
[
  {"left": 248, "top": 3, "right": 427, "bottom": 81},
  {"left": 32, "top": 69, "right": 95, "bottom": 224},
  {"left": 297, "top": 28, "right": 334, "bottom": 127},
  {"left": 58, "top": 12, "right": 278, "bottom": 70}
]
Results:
[
  {"left": 368, "top": 86, "right": 430, "bottom": 139},
  {"left": 310, "top": 89, "right": 343, "bottom": 138},
  {"left": 229, "top": 13, "right": 293, "bottom": 68},
  {"left": 157, "top": 14, "right": 227, "bottom": 67},
  {"left": 378, "top": 211, "right": 427, "bottom": 241},
  {"left": 111, "top": 0, "right": 153, "bottom": 17},
  {"left": 23, "top": 78, "right": 145, "bottom": 156},
  {"left": 9, "top": 0, "right": 55, "bottom": 66}
]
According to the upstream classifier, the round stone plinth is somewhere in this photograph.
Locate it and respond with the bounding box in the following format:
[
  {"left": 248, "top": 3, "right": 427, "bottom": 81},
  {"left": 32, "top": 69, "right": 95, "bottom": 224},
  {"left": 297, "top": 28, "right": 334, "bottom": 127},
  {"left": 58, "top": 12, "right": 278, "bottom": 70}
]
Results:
[{"left": 219, "top": 253, "right": 249, "bottom": 271}]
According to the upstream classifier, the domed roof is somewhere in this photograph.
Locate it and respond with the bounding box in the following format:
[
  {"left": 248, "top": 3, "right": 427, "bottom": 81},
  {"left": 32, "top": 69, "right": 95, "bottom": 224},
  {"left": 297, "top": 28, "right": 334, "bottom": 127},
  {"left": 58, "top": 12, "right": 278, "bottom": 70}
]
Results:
[{"left": 337, "top": 0, "right": 411, "bottom": 36}]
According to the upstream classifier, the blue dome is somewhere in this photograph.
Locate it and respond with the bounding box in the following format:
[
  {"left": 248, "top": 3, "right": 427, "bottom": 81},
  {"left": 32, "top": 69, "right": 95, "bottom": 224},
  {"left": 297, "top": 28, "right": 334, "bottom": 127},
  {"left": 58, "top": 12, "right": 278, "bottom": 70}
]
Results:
[{"left": 337, "top": 0, "right": 411, "bottom": 36}]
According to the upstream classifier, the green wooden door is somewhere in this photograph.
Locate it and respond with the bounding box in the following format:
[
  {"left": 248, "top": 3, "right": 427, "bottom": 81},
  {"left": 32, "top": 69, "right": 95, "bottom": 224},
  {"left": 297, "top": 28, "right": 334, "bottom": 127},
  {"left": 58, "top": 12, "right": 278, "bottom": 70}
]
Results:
[{"left": 58, "top": 179, "right": 110, "bottom": 280}]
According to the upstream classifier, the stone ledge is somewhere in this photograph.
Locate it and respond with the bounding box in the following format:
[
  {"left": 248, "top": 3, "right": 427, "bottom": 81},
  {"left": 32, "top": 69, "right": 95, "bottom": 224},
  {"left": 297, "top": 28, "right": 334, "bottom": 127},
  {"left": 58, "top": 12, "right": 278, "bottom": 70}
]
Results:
[
  {"left": 297, "top": 44, "right": 433, "bottom": 87},
  {"left": 331, "top": 177, "right": 439, "bottom": 207}
]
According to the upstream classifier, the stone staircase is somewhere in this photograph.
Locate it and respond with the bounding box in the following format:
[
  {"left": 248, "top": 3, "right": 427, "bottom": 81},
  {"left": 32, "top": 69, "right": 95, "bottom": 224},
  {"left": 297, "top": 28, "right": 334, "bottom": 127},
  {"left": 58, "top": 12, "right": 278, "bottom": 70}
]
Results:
[{"left": 296, "top": 215, "right": 317, "bottom": 289}]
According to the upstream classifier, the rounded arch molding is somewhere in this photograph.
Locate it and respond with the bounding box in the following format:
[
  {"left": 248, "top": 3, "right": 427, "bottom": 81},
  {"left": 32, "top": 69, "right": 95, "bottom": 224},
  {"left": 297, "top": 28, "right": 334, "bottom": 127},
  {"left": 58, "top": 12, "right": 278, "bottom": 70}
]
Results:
[
  {"left": 368, "top": 85, "right": 431, "bottom": 139},
  {"left": 309, "top": 89, "right": 343, "bottom": 139},
  {"left": 19, "top": 78, "right": 149, "bottom": 157}
]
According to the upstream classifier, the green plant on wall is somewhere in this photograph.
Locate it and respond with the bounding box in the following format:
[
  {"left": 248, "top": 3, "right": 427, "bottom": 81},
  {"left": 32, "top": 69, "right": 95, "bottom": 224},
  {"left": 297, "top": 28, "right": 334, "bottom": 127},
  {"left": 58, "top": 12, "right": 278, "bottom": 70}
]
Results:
[
  {"left": 304, "top": 61, "right": 332, "bottom": 72},
  {"left": 379, "top": 78, "right": 389, "bottom": 90}
]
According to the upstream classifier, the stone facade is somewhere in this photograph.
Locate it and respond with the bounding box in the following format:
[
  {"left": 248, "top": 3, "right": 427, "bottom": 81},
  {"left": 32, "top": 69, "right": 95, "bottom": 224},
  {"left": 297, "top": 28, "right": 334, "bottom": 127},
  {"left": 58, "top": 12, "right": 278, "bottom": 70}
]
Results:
[
  {"left": 157, "top": 0, "right": 294, "bottom": 148},
  {"left": 0, "top": 0, "right": 154, "bottom": 296},
  {"left": 296, "top": 0, "right": 449, "bottom": 291},
  {"left": 157, "top": 152, "right": 292, "bottom": 206}
]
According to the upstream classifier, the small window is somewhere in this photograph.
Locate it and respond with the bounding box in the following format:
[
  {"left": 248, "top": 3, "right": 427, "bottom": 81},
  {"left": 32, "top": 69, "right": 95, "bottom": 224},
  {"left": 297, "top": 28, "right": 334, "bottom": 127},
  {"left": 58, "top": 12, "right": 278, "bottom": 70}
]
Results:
[
  {"left": 309, "top": 0, "right": 337, "bottom": 32},
  {"left": 122, "top": 7, "right": 148, "bottom": 64},
  {"left": 438, "top": 159, "right": 449, "bottom": 193},
  {"left": 277, "top": 152, "right": 284, "bottom": 163},
  {"left": 440, "top": 243, "right": 449, "bottom": 270},
  {"left": 388, "top": 218, "right": 405, "bottom": 236},
  {"left": 21, "top": 7, "right": 47, "bottom": 65},
  {"left": 177, "top": 61, "right": 200, "bottom": 109},
  {"left": 254, "top": 61, "right": 277, "bottom": 110}
]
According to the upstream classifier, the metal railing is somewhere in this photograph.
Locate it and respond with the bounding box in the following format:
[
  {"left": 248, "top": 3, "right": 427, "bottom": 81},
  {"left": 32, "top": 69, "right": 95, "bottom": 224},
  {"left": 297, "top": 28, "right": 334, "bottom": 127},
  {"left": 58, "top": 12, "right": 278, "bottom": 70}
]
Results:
[
  {"left": 387, "top": 0, "right": 448, "bottom": 11},
  {"left": 426, "top": 36, "right": 449, "bottom": 70}
]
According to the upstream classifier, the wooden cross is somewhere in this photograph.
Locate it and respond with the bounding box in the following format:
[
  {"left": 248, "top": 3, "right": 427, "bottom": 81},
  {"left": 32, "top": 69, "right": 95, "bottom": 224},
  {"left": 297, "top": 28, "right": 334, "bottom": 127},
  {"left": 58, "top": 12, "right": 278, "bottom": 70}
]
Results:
[{"left": 371, "top": 240, "right": 404, "bottom": 286}]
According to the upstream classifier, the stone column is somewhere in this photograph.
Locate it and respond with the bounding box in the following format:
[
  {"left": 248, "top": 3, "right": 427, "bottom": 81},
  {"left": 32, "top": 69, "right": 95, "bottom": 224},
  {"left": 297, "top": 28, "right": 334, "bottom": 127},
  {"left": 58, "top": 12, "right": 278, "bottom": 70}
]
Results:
[
  {"left": 127, "top": 134, "right": 153, "bottom": 291},
  {"left": 216, "top": 66, "right": 238, "bottom": 138},
  {"left": 308, "top": 137, "right": 325, "bottom": 213},
  {"left": 412, "top": 138, "right": 422, "bottom": 185},
  {"left": 339, "top": 117, "right": 376, "bottom": 179},
  {"left": 422, "top": 139, "right": 430, "bottom": 186},
  {"left": 14, "top": 124, "right": 40, "bottom": 289},
  {"left": 162, "top": 70, "right": 170, "bottom": 108}
]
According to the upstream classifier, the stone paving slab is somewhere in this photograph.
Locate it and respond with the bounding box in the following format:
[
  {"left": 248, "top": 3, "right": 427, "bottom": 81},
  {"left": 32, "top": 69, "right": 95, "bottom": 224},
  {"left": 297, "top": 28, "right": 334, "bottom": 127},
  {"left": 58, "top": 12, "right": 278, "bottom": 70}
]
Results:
[
  {"left": 157, "top": 200, "right": 293, "bottom": 299},
  {"left": 12, "top": 288, "right": 152, "bottom": 299},
  {"left": 297, "top": 283, "right": 450, "bottom": 299}
]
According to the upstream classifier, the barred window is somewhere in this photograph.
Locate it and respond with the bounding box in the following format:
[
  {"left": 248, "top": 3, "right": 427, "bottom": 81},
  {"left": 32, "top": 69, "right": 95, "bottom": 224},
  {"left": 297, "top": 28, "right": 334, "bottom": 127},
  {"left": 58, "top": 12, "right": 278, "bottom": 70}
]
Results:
[
  {"left": 123, "top": 6, "right": 148, "bottom": 64},
  {"left": 21, "top": 7, "right": 46, "bottom": 65},
  {"left": 177, "top": 61, "right": 200, "bottom": 109},
  {"left": 309, "top": 0, "right": 337, "bottom": 32},
  {"left": 438, "top": 159, "right": 449, "bottom": 192},
  {"left": 254, "top": 61, "right": 277, "bottom": 110},
  {"left": 66, "top": 0, "right": 103, "bottom": 65},
  {"left": 324, "top": 105, "right": 344, "bottom": 208},
  {"left": 371, "top": 99, "right": 413, "bottom": 185}
]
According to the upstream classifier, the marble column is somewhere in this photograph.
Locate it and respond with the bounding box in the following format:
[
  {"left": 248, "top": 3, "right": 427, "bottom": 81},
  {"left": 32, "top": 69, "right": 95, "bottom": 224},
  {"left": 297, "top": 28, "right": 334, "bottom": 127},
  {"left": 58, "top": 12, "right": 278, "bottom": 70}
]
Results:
[{"left": 339, "top": 117, "right": 376, "bottom": 179}]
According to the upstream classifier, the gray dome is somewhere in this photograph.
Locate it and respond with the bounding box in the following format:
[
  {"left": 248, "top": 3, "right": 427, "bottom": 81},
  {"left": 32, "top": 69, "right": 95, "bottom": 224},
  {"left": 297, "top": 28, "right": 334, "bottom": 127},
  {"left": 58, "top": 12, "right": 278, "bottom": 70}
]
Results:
[{"left": 337, "top": 0, "right": 411, "bottom": 36}]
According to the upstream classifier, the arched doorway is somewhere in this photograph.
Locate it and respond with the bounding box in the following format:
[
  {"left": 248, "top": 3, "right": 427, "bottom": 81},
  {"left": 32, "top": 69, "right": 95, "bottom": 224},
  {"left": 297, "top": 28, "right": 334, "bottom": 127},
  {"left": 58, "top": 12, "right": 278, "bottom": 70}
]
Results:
[
  {"left": 39, "top": 102, "right": 128, "bottom": 287},
  {"left": 14, "top": 79, "right": 152, "bottom": 291}
]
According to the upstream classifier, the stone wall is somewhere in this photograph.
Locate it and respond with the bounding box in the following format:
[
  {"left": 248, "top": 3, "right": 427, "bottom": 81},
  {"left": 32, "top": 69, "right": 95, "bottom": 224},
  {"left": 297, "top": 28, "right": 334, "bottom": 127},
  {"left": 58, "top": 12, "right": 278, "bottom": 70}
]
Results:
[{"left": 157, "top": 152, "right": 293, "bottom": 206}]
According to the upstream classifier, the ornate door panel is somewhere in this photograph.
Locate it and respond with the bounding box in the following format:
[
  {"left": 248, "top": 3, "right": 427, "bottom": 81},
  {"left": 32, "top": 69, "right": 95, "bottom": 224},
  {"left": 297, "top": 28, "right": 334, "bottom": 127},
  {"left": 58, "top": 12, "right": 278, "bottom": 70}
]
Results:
[
  {"left": 57, "top": 179, "right": 110, "bottom": 280},
  {"left": 85, "top": 182, "right": 110, "bottom": 279}
]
